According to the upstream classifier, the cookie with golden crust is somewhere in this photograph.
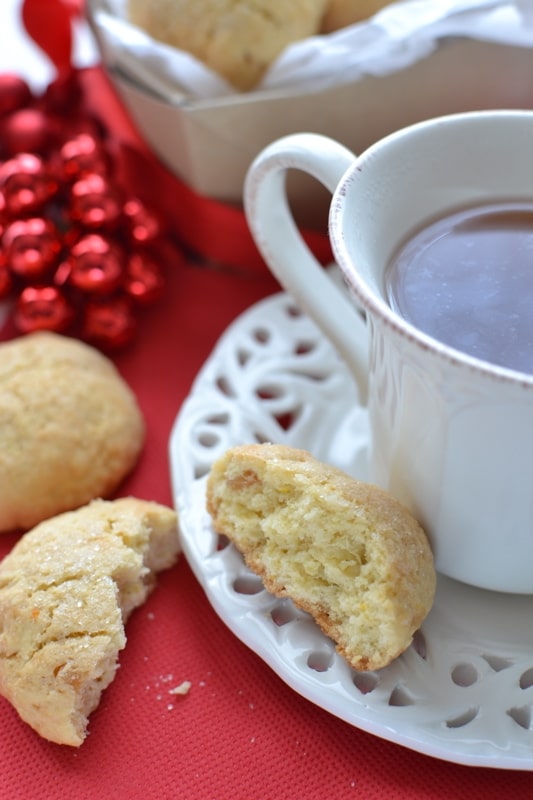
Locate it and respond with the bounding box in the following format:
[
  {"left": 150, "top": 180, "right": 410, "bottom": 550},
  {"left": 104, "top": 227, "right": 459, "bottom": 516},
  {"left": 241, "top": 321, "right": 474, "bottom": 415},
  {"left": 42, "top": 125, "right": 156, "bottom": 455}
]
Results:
[
  {"left": 0, "top": 331, "right": 145, "bottom": 532},
  {"left": 206, "top": 444, "right": 436, "bottom": 671},
  {"left": 127, "top": 0, "right": 330, "bottom": 90},
  {"left": 0, "top": 497, "right": 179, "bottom": 746},
  {"left": 322, "top": 0, "right": 396, "bottom": 32}
]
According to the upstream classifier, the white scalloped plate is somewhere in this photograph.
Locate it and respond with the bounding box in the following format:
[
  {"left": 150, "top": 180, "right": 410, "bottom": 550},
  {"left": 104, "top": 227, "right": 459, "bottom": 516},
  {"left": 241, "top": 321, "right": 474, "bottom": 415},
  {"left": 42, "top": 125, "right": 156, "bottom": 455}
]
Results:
[{"left": 169, "top": 283, "right": 533, "bottom": 770}]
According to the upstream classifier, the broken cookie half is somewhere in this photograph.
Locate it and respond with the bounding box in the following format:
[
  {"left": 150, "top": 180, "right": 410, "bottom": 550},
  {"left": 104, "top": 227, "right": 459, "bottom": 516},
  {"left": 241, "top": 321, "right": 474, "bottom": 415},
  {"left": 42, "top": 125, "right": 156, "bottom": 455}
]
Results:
[
  {"left": 206, "top": 444, "right": 436, "bottom": 672},
  {"left": 0, "top": 497, "right": 179, "bottom": 746}
]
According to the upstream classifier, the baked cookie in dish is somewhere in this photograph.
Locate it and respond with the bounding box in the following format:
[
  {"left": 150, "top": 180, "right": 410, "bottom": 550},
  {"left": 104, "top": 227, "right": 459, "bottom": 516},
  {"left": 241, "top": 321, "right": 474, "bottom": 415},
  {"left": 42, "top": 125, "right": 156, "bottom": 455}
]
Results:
[
  {"left": 127, "top": 0, "right": 330, "bottom": 90},
  {"left": 321, "top": 0, "right": 397, "bottom": 32}
]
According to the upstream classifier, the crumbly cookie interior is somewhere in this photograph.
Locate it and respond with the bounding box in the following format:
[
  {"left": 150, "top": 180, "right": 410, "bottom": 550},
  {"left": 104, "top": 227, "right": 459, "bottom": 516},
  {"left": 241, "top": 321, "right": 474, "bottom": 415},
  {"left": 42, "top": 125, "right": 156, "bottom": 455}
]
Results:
[{"left": 207, "top": 445, "right": 436, "bottom": 671}]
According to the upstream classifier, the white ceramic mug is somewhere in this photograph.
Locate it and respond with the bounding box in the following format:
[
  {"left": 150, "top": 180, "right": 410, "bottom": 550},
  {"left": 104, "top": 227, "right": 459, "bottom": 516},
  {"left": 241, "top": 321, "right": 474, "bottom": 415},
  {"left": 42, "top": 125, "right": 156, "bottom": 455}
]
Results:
[{"left": 243, "top": 110, "right": 533, "bottom": 594}]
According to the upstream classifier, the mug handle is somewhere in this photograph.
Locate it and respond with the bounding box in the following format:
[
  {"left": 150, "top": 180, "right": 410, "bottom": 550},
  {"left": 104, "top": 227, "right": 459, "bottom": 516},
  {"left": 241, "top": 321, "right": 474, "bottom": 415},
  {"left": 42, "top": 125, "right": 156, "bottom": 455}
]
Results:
[{"left": 244, "top": 133, "right": 369, "bottom": 403}]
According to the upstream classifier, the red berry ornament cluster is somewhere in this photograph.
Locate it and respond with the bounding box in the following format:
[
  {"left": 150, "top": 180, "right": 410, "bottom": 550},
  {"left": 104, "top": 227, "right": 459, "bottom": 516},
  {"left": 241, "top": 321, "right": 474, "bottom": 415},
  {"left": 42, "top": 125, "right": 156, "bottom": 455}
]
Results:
[{"left": 0, "top": 71, "right": 179, "bottom": 349}]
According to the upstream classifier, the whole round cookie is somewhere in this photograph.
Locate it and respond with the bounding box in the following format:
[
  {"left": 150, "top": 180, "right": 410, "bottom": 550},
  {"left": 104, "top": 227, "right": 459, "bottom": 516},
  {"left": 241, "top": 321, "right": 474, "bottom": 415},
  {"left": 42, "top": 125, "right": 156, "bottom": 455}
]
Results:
[
  {"left": 0, "top": 332, "right": 145, "bottom": 532},
  {"left": 127, "top": 0, "right": 330, "bottom": 91}
]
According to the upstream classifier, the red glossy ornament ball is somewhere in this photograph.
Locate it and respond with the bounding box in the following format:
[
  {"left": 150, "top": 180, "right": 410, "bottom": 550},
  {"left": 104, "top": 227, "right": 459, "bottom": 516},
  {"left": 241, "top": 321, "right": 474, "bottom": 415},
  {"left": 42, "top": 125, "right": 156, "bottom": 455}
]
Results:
[
  {"left": 82, "top": 296, "right": 137, "bottom": 349},
  {"left": 58, "top": 133, "right": 110, "bottom": 182},
  {"left": 123, "top": 198, "right": 162, "bottom": 245},
  {"left": 0, "top": 191, "right": 7, "bottom": 240},
  {"left": 1, "top": 108, "right": 54, "bottom": 156},
  {"left": 0, "top": 74, "right": 32, "bottom": 117},
  {"left": 0, "top": 256, "right": 13, "bottom": 298},
  {"left": 14, "top": 285, "right": 75, "bottom": 333},
  {"left": 67, "top": 233, "right": 124, "bottom": 294},
  {"left": 52, "top": 259, "right": 72, "bottom": 287},
  {"left": 69, "top": 173, "right": 122, "bottom": 229},
  {"left": 0, "top": 152, "right": 58, "bottom": 216},
  {"left": 63, "top": 113, "right": 107, "bottom": 143},
  {"left": 43, "top": 71, "right": 82, "bottom": 114},
  {"left": 3, "top": 217, "right": 62, "bottom": 280},
  {"left": 125, "top": 251, "right": 165, "bottom": 304}
]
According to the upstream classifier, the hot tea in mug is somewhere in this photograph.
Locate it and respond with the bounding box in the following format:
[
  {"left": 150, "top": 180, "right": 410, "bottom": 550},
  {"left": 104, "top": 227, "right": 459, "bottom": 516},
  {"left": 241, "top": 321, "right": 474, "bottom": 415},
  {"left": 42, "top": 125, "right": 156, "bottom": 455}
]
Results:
[{"left": 385, "top": 201, "right": 533, "bottom": 374}]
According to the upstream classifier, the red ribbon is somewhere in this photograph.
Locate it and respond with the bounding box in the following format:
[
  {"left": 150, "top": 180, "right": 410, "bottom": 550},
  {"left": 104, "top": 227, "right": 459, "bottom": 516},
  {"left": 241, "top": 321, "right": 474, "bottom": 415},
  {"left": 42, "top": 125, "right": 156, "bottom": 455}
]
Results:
[
  {"left": 21, "top": 0, "right": 333, "bottom": 276},
  {"left": 21, "top": 0, "right": 84, "bottom": 73}
]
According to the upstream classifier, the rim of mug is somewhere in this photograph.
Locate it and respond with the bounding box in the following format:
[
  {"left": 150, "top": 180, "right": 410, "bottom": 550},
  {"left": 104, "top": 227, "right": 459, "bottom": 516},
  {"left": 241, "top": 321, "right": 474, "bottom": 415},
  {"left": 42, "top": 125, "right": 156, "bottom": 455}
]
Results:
[{"left": 329, "top": 109, "right": 533, "bottom": 390}]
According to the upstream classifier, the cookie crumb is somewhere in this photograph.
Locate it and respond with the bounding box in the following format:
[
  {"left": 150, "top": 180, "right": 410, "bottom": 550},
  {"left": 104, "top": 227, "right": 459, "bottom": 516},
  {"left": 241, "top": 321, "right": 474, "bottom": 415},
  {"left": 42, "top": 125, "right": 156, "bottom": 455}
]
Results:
[{"left": 169, "top": 681, "right": 191, "bottom": 696}]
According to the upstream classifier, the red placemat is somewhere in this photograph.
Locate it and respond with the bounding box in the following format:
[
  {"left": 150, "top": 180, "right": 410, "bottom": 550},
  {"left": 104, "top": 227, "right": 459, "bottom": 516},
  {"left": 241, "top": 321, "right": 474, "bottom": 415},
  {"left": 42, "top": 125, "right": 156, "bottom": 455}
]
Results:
[{"left": 2, "top": 252, "right": 533, "bottom": 800}]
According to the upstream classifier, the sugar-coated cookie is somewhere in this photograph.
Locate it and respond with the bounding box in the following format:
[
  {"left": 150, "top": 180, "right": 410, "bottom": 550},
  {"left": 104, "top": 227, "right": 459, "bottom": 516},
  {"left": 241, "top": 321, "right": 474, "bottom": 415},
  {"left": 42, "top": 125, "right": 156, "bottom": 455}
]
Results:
[
  {"left": 0, "top": 332, "right": 145, "bottom": 532},
  {"left": 127, "top": 0, "right": 330, "bottom": 90},
  {"left": 206, "top": 444, "right": 436, "bottom": 671},
  {"left": 0, "top": 498, "right": 179, "bottom": 746}
]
